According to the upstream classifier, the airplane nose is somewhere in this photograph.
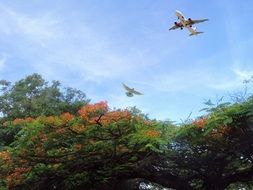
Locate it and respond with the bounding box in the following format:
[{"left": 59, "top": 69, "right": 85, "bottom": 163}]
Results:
[{"left": 175, "top": 10, "right": 182, "bottom": 17}]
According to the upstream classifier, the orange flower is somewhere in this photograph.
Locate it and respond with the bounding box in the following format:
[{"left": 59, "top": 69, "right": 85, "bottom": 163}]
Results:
[
  {"left": 78, "top": 101, "right": 109, "bottom": 121},
  {"left": 13, "top": 118, "right": 25, "bottom": 125},
  {"left": 55, "top": 127, "right": 66, "bottom": 134},
  {"left": 25, "top": 117, "right": 34, "bottom": 122},
  {"left": 74, "top": 144, "right": 82, "bottom": 150},
  {"left": 6, "top": 167, "right": 30, "bottom": 188},
  {"left": 60, "top": 112, "right": 74, "bottom": 123},
  {"left": 10, "top": 117, "right": 34, "bottom": 126},
  {"left": 145, "top": 129, "right": 161, "bottom": 138},
  {"left": 0, "top": 151, "right": 11, "bottom": 161},
  {"left": 99, "top": 110, "right": 131, "bottom": 126},
  {"left": 192, "top": 117, "right": 208, "bottom": 129}
]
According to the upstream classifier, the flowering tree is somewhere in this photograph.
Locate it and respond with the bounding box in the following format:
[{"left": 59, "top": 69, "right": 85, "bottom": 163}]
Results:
[
  {"left": 156, "top": 97, "right": 253, "bottom": 190},
  {"left": 0, "top": 101, "right": 165, "bottom": 189}
]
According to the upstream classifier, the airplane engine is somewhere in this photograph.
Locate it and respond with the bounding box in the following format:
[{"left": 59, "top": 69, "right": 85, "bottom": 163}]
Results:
[
  {"left": 175, "top": 22, "right": 183, "bottom": 29},
  {"left": 188, "top": 18, "right": 193, "bottom": 26}
]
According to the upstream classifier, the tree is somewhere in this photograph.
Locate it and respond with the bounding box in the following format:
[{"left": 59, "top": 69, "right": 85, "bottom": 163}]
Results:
[
  {"left": 0, "top": 74, "right": 89, "bottom": 148},
  {"left": 0, "top": 73, "right": 89, "bottom": 121},
  {"left": 150, "top": 96, "right": 253, "bottom": 190},
  {"left": 0, "top": 102, "right": 166, "bottom": 190}
]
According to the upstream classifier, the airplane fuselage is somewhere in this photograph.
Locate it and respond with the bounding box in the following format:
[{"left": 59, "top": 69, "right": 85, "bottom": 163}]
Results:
[
  {"left": 176, "top": 11, "right": 186, "bottom": 25},
  {"left": 176, "top": 11, "right": 192, "bottom": 27}
]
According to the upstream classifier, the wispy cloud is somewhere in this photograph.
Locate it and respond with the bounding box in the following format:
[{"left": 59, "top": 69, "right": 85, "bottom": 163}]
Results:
[
  {"left": 0, "top": 53, "right": 7, "bottom": 71},
  {"left": 0, "top": 3, "right": 61, "bottom": 46},
  {"left": 207, "top": 67, "right": 253, "bottom": 90},
  {"left": 232, "top": 67, "right": 253, "bottom": 81},
  {"left": 0, "top": 3, "right": 139, "bottom": 83},
  {"left": 29, "top": 19, "right": 156, "bottom": 84}
]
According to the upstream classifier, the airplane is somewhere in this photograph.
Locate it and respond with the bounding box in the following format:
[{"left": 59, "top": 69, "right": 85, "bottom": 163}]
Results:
[
  {"left": 169, "top": 10, "right": 208, "bottom": 36},
  {"left": 122, "top": 83, "right": 143, "bottom": 97}
]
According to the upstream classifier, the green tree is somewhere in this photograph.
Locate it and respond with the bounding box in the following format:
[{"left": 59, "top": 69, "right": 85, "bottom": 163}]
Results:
[
  {"left": 151, "top": 96, "right": 253, "bottom": 190},
  {"left": 0, "top": 74, "right": 89, "bottom": 121},
  {"left": 0, "top": 73, "right": 89, "bottom": 147}
]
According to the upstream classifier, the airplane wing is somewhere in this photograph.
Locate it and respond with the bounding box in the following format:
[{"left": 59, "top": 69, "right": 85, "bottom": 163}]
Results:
[
  {"left": 169, "top": 25, "right": 181, "bottom": 30},
  {"left": 190, "top": 19, "right": 209, "bottom": 25},
  {"left": 169, "top": 21, "right": 184, "bottom": 30},
  {"left": 122, "top": 83, "right": 132, "bottom": 91}
]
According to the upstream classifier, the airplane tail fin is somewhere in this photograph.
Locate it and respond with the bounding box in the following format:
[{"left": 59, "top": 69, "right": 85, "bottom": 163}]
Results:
[{"left": 189, "top": 32, "right": 203, "bottom": 36}]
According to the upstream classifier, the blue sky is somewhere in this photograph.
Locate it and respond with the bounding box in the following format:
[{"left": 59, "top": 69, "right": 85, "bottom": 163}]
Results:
[{"left": 0, "top": 0, "right": 253, "bottom": 122}]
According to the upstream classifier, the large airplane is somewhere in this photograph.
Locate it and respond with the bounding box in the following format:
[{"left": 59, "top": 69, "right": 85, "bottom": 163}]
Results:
[{"left": 169, "top": 10, "right": 208, "bottom": 36}]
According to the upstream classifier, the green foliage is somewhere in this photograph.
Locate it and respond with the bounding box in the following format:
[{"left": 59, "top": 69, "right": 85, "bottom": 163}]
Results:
[
  {"left": 0, "top": 73, "right": 89, "bottom": 121},
  {"left": 168, "top": 95, "right": 253, "bottom": 189},
  {"left": 226, "top": 182, "right": 253, "bottom": 190},
  {"left": 0, "top": 125, "right": 22, "bottom": 149},
  {"left": 64, "top": 172, "right": 90, "bottom": 189},
  {"left": 0, "top": 74, "right": 90, "bottom": 147}
]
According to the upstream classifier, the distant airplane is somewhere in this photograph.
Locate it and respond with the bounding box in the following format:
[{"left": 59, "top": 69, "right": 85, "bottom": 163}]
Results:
[
  {"left": 169, "top": 10, "right": 208, "bottom": 36},
  {"left": 122, "top": 83, "right": 143, "bottom": 97}
]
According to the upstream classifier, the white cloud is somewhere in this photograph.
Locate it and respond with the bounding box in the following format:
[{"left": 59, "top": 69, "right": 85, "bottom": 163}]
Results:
[
  {"left": 0, "top": 53, "right": 7, "bottom": 71},
  {"left": 232, "top": 68, "right": 253, "bottom": 80},
  {"left": 207, "top": 67, "right": 253, "bottom": 90},
  {"left": 16, "top": 14, "right": 60, "bottom": 46},
  {"left": 0, "top": 3, "right": 139, "bottom": 83},
  {"left": 31, "top": 24, "right": 154, "bottom": 84},
  {"left": 0, "top": 3, "right": 60, "bottom": 46}
]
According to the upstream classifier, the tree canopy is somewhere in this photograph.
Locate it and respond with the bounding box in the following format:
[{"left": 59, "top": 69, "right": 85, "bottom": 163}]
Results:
[
  {"left": 0, "top": 74, "right": 89, "bottom": 148},
  {"left": 0, "top": 73, "right": 89, "bottom": 121},
  {"left": 0, "top": 102, "right": 166, "bottom": 189}
]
